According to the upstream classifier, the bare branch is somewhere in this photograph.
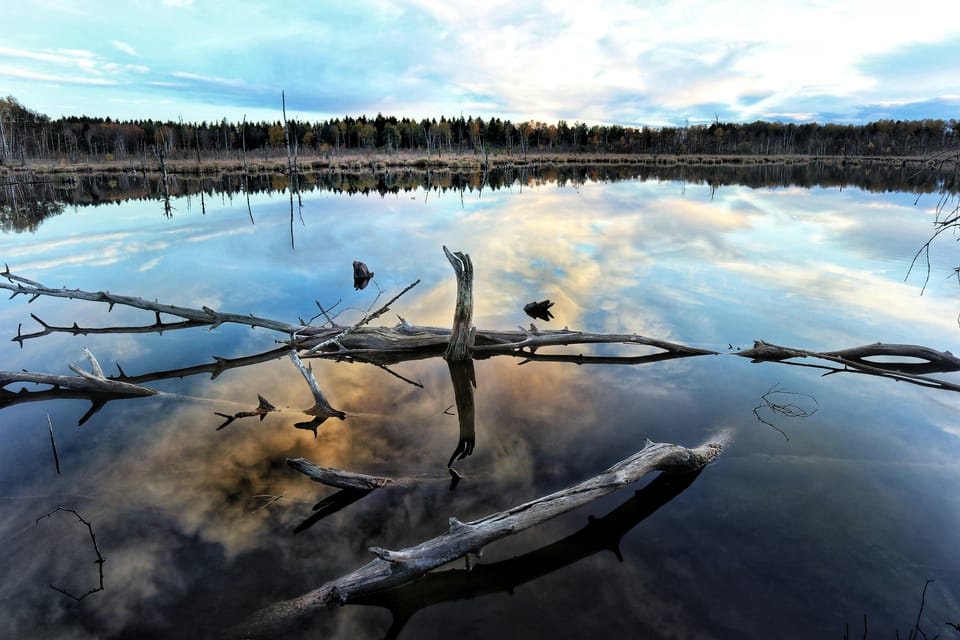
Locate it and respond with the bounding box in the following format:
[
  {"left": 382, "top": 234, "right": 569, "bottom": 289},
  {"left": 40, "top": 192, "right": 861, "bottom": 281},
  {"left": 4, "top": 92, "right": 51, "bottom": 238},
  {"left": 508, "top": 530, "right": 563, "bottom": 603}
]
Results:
[
  {"left": 301, "top": 280, "right": 420, "bottom": 355},
  {"left": 0, "top": 269, "right": 305, "bottom": 336},
  {"left": 751, "top": 383, "right": 819, "bottom": 441},
  {"left": 287, "top": 350, "right": 346, "bottom": 429},
  {"left": 739, "top": 340, "right": 960, "bottom": 392},
  {"left": 35, "top": 507, "right": 105, "bottom": 601}
]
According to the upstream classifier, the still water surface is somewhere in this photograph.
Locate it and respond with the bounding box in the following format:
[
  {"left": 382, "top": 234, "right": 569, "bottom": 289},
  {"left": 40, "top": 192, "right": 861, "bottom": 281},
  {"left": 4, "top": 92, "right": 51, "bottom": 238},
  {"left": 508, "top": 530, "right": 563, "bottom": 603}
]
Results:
[{"left": 1, "top": 169, "right": 959, "bottom": 639}]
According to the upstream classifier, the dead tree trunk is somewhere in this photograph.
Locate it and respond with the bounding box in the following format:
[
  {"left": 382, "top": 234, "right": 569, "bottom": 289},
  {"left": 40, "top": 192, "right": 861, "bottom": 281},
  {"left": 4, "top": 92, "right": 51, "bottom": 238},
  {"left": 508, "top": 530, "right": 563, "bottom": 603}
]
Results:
[{"left": 443, "top": 246, "right": 474, "bottom": 361}]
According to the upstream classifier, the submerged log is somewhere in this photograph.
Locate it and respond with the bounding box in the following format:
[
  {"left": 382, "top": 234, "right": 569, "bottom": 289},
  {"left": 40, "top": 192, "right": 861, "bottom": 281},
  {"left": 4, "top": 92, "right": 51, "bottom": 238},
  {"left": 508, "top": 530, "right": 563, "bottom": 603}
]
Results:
[
  {"left": 286, "top": 458, "right": 392, "bottom": 491},
  {"left": 237, "top": 438, "right": 724, "bottom": 637}
]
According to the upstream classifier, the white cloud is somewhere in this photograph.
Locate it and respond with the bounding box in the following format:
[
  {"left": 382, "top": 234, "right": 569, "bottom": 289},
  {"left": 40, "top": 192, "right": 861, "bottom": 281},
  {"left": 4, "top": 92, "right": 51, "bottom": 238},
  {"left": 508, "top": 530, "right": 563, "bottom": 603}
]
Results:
[
  {"left": 0, "top": 64, "right": 117, "bottom": 85},
  {"left": 111, "top": 40, "right": 138, "bottom": 56},
  {"left": 169, "top": 71, "right": 249, "bottom": 88},
  {"left": 2, "top": 0, "right": 959, "bottom": 124}
]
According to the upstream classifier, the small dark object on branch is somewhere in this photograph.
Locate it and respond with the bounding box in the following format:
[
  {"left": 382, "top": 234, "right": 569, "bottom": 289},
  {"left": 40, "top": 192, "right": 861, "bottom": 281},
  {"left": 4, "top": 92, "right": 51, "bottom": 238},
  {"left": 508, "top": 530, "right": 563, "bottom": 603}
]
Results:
[
  {"left": 524, "top": 299, "right": 554, "bottom": 322},
  {"left": 353, "top": 261, "right": 374, "bottom": 290}
]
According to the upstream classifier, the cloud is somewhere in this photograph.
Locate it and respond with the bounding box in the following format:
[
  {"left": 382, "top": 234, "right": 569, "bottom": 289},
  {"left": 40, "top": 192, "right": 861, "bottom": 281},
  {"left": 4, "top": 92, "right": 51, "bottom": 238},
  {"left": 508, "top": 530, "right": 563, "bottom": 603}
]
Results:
[
  {"left": 3, "top": 0, "right": 960, "bottom": 124},
  {"left": 139, "top": 256, "right": 163, "bottom": 272},
  {"left": 111, "top": 40, "right": 137, "bottom": 56}
]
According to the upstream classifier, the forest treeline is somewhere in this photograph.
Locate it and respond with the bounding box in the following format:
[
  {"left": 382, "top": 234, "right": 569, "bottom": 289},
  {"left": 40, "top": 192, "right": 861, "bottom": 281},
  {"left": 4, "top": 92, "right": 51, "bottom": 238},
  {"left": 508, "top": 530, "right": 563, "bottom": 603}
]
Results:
[{"left": 1, "top": 95, "right": 958, "bottom": 165}]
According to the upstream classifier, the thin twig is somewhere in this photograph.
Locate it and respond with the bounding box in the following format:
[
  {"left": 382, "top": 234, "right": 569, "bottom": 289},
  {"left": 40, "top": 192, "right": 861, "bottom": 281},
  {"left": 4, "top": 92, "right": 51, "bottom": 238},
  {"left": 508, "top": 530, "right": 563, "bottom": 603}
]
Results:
[
  {"left": 250, "top": 492, "right": 287, "bottom": 513},
  {"left": 35, "top": 507, "right": 104, "bottom": 601},
  {"left": 907, "top": 579, "right": 935, "bottom": 640},
  {"left": 301, "top": 280, "right": 420, "bottom": 355},
  {"left": 752, "top": 383, "right": 820, "bottom": 441},
  {"left": 47, "top": 415, "right": 61, "bottom": 476}
]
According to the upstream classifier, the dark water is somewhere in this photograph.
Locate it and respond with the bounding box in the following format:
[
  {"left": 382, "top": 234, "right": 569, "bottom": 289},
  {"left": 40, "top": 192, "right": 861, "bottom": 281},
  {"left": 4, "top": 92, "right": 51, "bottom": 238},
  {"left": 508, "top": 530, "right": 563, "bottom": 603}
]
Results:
[{"left": 1, "top": 168, "right": 959, "bottom": 639}]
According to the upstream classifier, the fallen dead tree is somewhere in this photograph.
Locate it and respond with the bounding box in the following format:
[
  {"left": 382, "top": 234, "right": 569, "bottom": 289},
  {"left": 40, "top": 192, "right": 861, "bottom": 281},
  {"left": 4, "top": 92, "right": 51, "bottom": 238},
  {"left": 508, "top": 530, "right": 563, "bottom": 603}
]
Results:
[
  {"left": 4, "top": 251, "right": 960, "bottom": 431},
  {"left": 4, "top": 247, "right": 959, "bottom": 638},
  {"left": 235, "top": 437, "right": 725, "bottom": 638}
]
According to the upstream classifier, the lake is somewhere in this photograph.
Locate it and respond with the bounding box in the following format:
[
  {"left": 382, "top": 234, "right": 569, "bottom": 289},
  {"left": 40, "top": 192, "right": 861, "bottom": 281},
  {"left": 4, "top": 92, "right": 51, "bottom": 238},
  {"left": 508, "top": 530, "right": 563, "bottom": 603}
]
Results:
[{"left": 1, "top": 162, "right": 959, "bottom": 639}]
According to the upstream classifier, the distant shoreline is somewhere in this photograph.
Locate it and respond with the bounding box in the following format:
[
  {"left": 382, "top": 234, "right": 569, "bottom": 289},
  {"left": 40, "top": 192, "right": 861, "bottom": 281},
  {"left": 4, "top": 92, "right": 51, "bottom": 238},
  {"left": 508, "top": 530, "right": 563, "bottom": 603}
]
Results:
[{"left": 2, "top": 150, "right": 956, "bottom": 179}]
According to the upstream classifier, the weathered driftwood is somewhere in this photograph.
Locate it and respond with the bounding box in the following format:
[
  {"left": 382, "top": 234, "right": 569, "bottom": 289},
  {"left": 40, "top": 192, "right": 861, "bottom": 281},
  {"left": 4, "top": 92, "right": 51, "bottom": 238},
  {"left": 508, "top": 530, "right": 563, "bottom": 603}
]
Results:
[
  {"left": 0, "top": 347, "right": 158, "bottom": 425},
  {"left": 0, "top": 264, "right": 718, "bottom": 366},
  {"left": 7, "top": 251, "right": 960, "bottom": 419},
  {"left": 351, "top": 468, "right": 706, "bottom": 639},
  {"left": 287, "top": 457, "right": 392, "bottom": 491},
  {"left": 738, "top": 340, "right": 960, "bottom": 391},
  {"left": 237, "top": 438, "right": 723, "bottom": 637},
  {"left": 443, "top": 246, "right": 475, "bottom": 361}
]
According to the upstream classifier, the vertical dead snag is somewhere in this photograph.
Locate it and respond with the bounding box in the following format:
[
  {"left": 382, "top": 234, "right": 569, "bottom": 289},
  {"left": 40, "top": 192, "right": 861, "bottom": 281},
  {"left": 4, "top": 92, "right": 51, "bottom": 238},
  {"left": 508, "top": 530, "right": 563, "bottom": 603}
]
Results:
[{"left": 443, "top": 246, "right": 475, "bottom": 362}]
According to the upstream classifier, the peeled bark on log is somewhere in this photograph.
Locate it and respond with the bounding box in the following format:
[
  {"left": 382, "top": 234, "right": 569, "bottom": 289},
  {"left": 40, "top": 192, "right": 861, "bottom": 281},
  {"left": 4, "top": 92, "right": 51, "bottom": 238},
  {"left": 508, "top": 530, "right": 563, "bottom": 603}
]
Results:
[{"left": 237, "top": 438, "right": 723, "bottom": 638}]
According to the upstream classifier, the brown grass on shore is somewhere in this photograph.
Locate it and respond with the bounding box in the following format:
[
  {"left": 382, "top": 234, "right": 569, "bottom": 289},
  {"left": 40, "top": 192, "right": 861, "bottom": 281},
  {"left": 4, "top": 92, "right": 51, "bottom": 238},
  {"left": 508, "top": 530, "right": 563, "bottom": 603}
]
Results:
[{"left": 1, "top": 149, "right": 954, "bottom": 180}]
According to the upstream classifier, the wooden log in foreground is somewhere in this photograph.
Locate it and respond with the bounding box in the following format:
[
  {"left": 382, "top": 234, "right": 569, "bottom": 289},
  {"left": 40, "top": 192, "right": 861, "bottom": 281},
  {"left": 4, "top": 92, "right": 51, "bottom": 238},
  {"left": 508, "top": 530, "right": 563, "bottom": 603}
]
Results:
[{"left": 236, "top": 438, "right": 724, "bottom": 638}]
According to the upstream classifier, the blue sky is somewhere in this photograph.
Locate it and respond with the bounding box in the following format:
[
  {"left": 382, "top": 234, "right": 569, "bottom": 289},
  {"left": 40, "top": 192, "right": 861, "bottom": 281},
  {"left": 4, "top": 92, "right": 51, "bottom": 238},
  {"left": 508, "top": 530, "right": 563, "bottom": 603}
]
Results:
[{"left": 2, "top": 0, "right": 959, "bottom": 127}]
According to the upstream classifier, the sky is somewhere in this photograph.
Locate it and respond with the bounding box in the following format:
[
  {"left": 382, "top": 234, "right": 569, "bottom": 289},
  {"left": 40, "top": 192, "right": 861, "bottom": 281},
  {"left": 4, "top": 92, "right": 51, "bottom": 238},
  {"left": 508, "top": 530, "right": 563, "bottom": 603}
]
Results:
[{"left": 2, "top": 0, "right": 960, "bottom": 127}]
